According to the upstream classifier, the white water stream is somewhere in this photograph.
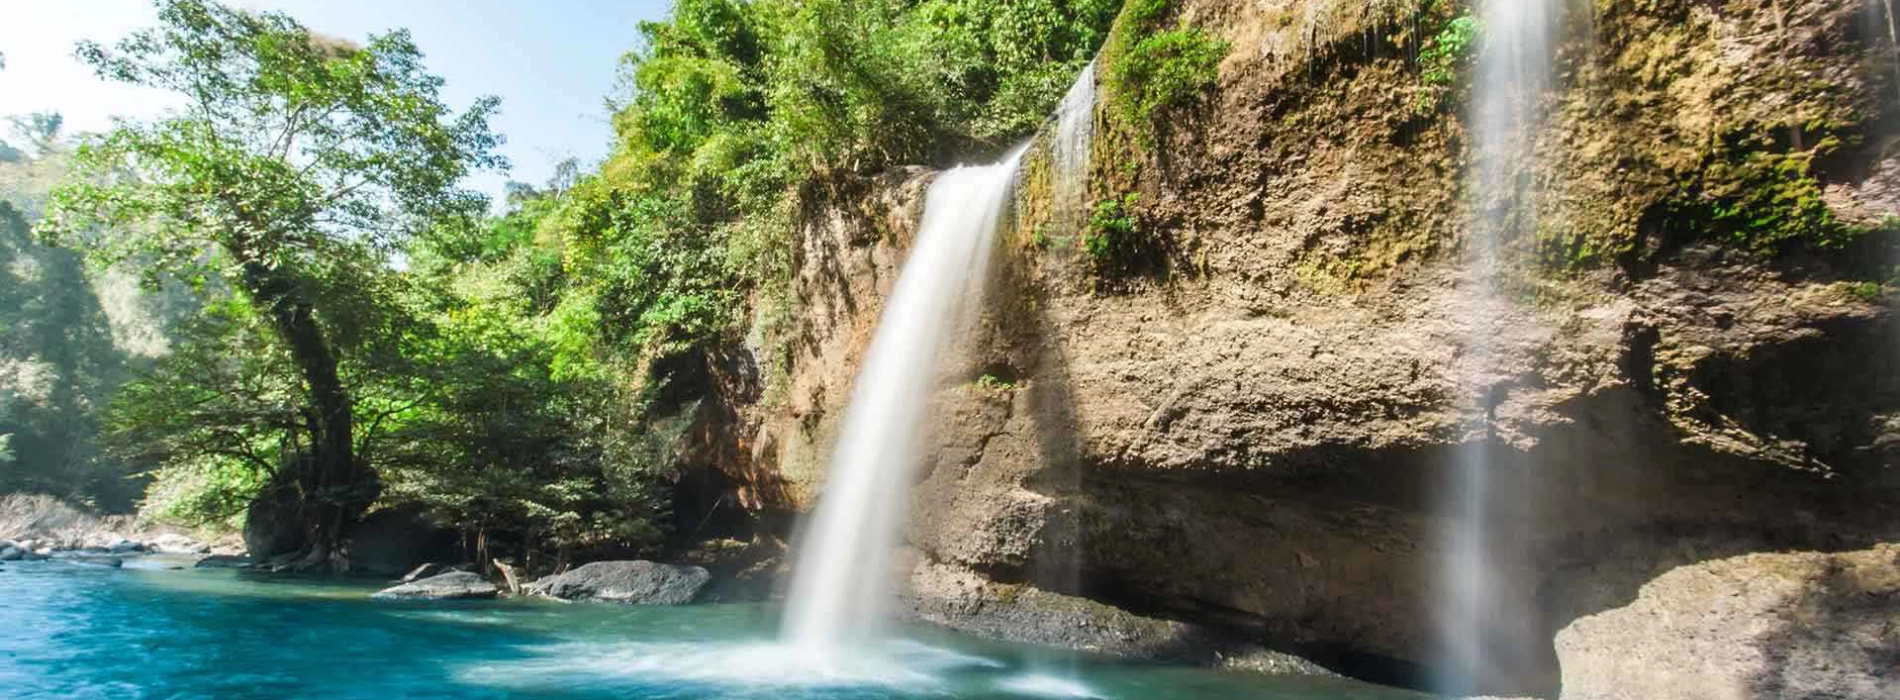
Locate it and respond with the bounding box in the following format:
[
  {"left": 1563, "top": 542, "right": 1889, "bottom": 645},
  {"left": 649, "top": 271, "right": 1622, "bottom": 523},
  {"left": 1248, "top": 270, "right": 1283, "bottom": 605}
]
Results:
[
  {"left": 1052, "top": 59, "right": 1097, "bottom": 229},
  {"left": 781, "top": 145, "right": 1029, "bottom": 651},
  {"left": 1438, "top": 0, "right": 1558, "bottom": 694}
]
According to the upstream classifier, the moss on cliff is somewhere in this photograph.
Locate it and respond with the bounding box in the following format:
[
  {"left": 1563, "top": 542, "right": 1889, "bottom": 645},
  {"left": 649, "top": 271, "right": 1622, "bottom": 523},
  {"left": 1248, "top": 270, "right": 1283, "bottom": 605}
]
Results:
[{"left": 1535, "top": 0, "right": 1897, "bottom": 272}]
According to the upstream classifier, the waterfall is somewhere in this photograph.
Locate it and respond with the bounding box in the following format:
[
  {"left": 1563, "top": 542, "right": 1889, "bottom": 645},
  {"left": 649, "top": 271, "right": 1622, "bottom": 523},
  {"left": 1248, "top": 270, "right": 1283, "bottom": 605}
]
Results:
[
  {"left": 1437, "top": 0, "right": 1558, "bottom": 694},
  {"left": 1052, "top": 59, "right": 1097, "bottom": 227},
  {"left": 781, "top": 145, "right": 1029, "bottom": 651}
]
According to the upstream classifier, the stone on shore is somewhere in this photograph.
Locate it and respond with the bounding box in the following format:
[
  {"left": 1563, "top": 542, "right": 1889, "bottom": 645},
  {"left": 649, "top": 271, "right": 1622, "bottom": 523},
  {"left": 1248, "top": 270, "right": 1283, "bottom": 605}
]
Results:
[
  {"left": 527, "top": 561, "right": 709, "bottom": 605},
  {"left": 194, "top": 554, "right": 253, "bottom": 569},
  {"left": 373, "top": 571, "right": 499, "bottom": 600},
  {"left": 148, "top": 533, "right": 211, "bottom": 554}
]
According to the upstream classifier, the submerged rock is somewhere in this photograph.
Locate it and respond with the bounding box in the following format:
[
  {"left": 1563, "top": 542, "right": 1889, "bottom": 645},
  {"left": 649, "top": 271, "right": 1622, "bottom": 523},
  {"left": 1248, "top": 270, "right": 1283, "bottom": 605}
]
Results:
[
  {"left": 1556, "top": 544, "right": 1900, "bottom": 700},
  {"left": 528, "top": 561, "right": 709, "bottom": 604},
  {"left": 193, "top": 554, "right": 253, "bottom": 569},
  {"left": 372, "top": 571, "right": 498, "bottom": 600},
  {"left": 0, "top": 547, "right": 20, "bottom": 561}
]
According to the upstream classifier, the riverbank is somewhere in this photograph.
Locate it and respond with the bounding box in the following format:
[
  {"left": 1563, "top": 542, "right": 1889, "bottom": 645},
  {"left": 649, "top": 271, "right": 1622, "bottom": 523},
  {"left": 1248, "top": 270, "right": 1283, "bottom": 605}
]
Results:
[{"left": 0, "top": 494, "right": 242, "bottom": 562}]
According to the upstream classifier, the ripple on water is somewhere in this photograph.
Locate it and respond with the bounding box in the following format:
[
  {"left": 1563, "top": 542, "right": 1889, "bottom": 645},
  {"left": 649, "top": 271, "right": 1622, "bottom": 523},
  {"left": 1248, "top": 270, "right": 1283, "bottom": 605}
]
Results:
[
  {"left": 457, "top": 638, "right": 1005, "bottom": 697},
  {"left": 996, "top": 673, "right": 1105, "bottom": 699}
]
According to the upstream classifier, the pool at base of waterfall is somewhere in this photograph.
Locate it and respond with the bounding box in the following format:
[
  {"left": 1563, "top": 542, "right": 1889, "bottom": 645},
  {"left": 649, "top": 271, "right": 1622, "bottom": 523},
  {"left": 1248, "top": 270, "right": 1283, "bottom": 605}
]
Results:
[{"left": 0, "top": 558, "right": 1430, "bottom": 700}]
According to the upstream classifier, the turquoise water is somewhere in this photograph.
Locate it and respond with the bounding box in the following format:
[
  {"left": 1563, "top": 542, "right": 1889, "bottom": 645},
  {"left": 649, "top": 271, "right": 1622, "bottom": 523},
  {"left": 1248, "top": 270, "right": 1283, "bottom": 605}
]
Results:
[{"left": 0, "top": 557, "right": 1429, "bottom": 700}]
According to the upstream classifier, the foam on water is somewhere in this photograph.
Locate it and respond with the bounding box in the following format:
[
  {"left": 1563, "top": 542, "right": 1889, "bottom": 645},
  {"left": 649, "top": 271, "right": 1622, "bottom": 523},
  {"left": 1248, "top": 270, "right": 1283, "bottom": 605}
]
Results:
[
  {"left": 458, "top": 638, "right": 1002, "bottom": 696},
  {"left": 996, "top": 672, "right": 1106, "bottom": 699}
]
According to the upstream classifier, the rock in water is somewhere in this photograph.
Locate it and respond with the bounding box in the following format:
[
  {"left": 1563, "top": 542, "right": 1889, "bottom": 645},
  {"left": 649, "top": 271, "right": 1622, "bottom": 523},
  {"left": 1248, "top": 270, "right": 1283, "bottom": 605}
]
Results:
[
  {"left": 372, "top": 571, "right": 498, "bottom": 600},
  {"left": 0, "top": 547, "right": 21, "bottom": 561},
  {"left": 1555, "top": 544, "right": 1900, "bottom": 700},
  {"left": 528, "top": 561, "right": 709, "bottom": 604},
  {"left": 193, "top": 555, "right": 253, "bottom": 569}
]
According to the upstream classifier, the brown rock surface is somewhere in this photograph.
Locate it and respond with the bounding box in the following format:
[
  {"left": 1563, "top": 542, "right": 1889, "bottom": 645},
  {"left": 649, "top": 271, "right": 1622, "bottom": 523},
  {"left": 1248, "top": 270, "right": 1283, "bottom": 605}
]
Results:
[
  {"left": 1555, "top": 545, "right": 1900, "bottom": 700},
  {"left": 684, "top": 0, "right": 1900, "bottom": 695}
]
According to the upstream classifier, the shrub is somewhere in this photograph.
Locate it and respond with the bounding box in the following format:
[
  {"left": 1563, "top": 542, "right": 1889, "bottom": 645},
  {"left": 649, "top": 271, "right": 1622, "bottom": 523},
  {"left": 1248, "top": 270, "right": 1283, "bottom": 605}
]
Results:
[
  {"left": 1109, "top": 26, "right": 1228, "bottom": 133},
  {"left": 1419, "top": 14, "right": 1479, "bottom": 87},
  {"left": 1083, "top": 191, "right": 1143, "bottom": 266}
]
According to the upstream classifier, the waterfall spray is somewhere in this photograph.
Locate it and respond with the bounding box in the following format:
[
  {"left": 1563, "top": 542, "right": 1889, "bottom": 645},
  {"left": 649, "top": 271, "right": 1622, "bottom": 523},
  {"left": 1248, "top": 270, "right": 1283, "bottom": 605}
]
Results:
[
  {"left": 1052, "top": 60, "right": 1098, "bottom": 229},
  {"left": 781, "top": 145, "right": 1029, "bottom": 652},
  {"left": 1437, "top": 0, "right": 1558, "bottom": 694}
]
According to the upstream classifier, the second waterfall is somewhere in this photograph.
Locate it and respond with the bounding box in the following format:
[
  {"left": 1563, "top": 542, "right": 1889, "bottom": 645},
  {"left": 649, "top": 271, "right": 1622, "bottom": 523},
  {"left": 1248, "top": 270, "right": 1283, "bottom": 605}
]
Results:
[{"left": 780, "top": 145, "right": 1029, "bottom": 652}]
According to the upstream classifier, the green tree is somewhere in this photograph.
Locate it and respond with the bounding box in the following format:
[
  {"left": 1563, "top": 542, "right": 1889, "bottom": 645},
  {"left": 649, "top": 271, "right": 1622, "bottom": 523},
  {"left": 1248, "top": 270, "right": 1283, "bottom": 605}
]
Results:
[
  {"left": 39, "top": 0, "right": 502, "bottom": 569},
  {"left": 0, "top": 200, "right": 134, "bottom": 508}
]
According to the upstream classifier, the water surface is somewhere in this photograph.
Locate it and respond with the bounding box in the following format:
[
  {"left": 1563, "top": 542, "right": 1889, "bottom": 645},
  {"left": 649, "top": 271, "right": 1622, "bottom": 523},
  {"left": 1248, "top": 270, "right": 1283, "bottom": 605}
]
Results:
[{"left": 1, "top": 558, "right": 1430, "bottom": 700}]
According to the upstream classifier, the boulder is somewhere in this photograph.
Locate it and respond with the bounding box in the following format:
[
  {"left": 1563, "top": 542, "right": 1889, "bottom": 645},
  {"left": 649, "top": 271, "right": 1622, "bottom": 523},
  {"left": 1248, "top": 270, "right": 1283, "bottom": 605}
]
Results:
[
  {"left": 902, "top": 557, "right": 1208, "bottom": 660},
  {"left": 372, "top": 571, "right": 499, "bottom": 600},
  {"left": 242, "top": 482, "right": 306, "bottom": 560},
  {"left": 105, "top": 538, "right": 143, "bottom": 554},
  {"left": 528, "top": 561, "right": 710, "bottom": 604},
  {"left": 193, "top": 554, "right": 253, "bottom": 569},
  {"left": 346, "top": 504, "right": 457, "bottom": 577},
  {"left": 1555, "top": 545, "right": 1900, "bottom": 700},
  {"left": 148, "top": 533, "right": 210, "bottom": 554},
  {"left": 0, "top": 547, "right": 20, "bottom": 561}
]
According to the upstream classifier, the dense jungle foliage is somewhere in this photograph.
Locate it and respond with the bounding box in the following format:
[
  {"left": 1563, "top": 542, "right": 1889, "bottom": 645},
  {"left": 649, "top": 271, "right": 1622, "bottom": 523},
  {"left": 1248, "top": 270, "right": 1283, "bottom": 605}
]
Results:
[{"left": 1, "top": 0, "right": 1143, "bottom": 568}]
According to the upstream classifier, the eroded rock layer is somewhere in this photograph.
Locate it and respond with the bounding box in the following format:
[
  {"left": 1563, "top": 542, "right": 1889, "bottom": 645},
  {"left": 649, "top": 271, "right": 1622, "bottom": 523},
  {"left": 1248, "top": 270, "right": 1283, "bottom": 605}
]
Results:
[{"left": 687, "top": 0, "right": 1900, "bottom": 695}]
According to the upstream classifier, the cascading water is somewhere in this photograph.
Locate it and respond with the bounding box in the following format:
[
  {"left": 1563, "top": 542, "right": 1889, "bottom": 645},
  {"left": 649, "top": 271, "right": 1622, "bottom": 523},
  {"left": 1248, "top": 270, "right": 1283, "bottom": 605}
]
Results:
[
  {"left": 781, "top": 145, "right": 1030, "bottom": 652},
  {"left": 1436, "top": 0, "right": 1558, "bottom": 694},
  {"left": 1052, "top": 60, "right": 1098, "bottom": 229}
]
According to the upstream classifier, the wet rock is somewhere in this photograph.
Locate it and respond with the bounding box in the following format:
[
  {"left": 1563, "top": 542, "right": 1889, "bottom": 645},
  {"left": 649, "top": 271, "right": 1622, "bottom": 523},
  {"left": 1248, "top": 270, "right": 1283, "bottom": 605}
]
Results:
[
  {"left": 677, "top": 537, "right": 786, "bottom": 603},
  {"left": 901, "top": 558, "right": 1202, "bottom": 660},
  {"left": 105, "top": 538, "right": 143, "bottom": 554},
  {"left": 193, "top": 554, "right": 253, "bottom": 569},
  {"left": 1555, "top": 545, "right": 1900, "bottom": 700},
  {"left": 902, "top": 556, "right": 1338, "bottom": 678},
  {"left": 0, "top": 547, "right": 20, "bottom": 561},
  {"left": 372, "top": 571, "right": 498, "bottom": 600},
  {"left": 1217, "top": 648, "right": 1339, "bottom": 677},
  {"left": 528, "top": 561, "right": 710, "bottom": 605}
]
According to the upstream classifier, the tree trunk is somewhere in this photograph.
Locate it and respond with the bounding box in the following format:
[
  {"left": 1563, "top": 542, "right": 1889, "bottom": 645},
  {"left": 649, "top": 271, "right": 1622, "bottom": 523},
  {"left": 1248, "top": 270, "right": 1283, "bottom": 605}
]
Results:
[{"left": 240, "top": 260, "right": 380, "bottom": 571}]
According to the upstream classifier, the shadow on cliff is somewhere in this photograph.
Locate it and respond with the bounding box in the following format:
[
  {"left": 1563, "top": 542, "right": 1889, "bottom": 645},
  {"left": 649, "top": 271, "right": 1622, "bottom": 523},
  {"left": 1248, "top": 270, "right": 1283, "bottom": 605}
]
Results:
[{"left": 992, "top": 293, "right": 1900, "bottom": 699}]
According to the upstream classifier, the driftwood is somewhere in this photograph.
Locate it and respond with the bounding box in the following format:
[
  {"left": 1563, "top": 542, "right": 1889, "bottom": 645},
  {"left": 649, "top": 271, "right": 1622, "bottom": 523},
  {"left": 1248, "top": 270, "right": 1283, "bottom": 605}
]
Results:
[{"left": 492, "top": 558, "right": 522, "bottom": 595}]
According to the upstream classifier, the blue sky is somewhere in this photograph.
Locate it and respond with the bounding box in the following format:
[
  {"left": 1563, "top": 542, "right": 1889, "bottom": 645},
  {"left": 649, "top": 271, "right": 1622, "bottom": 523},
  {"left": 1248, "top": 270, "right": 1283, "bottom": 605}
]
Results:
[{"left": 0, "top": 0, "right": 672, "bottom": 205}]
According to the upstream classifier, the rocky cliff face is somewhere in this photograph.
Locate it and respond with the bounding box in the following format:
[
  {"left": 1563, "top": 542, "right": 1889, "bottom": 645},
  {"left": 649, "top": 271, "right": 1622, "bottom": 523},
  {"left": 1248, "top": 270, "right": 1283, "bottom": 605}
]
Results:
[{"left": 708, "top": 0, "right": 1900, "bottom": 696}]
